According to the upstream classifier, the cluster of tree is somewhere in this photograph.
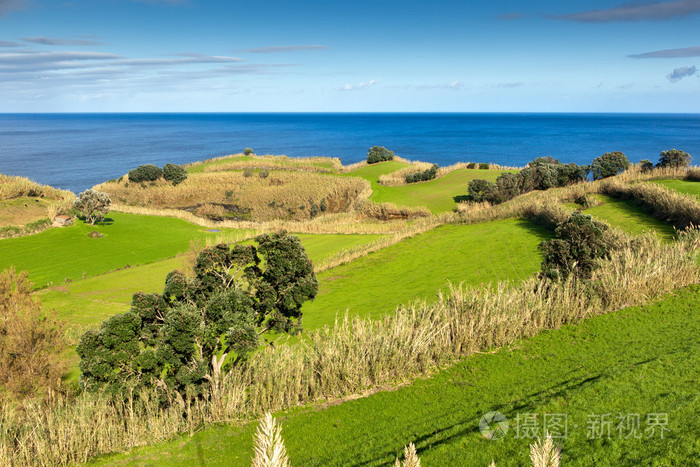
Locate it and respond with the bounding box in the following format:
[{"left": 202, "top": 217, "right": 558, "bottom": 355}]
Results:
[
  {"left": 538, "top": 211, "right": 613, "bottom": 281},
  {"left": 467, "top": 157, "right": 588, "bottom": 204},
  {"left": 0, "top": 267, "right": 66, "bottom": 399},
  {"left": 639, "top": 148, "right": 693, "bottom": 172},
  {"left": 77, "top": 232, "right": 318, "bottom": 396},
  {"left": 128, "top": 163, "right": 188, "bottom": 185},
  {"left": 405, "top": 164, "right": 438, "bottom": 183},
  {"left": 367, "top": 146, "right": 395, "bottom": 164},
  {"left": 244, "top": 148, "right": 254, "bottom": 156},
  {"left": 73, "top": 189, "right": 111, "bottom": 225}
]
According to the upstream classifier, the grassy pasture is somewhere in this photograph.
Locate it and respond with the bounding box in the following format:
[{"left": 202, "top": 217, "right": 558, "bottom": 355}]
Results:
[
  {"left": 0, "top": 212, "right": 246, "bottom": 288},
  {"left": 38, "top": 233, "right": 386, "bottom": 331},
  {"left": 581, "top": 194, "right": 676, "bottom": 240},
  {"left": 302, "top": 218, "right": 551, "bottom": 330},
  {"left": 650, "top": 179, "right": 700, "bottom": 198},
  {"left": 0, "top": 197, "right": 52, "bottom": 227},
  {"left": 94, "top": 284, "right": 700, "bottom": 466}
]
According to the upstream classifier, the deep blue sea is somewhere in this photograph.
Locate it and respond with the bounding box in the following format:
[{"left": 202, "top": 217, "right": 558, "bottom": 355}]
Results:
[{"left": 1, "top": 113, "right": 699, "bottom": 194}]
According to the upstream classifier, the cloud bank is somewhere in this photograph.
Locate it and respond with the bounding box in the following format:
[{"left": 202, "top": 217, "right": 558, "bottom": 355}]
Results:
[
  {"left": 551, "top": 0, "right": 700, "bottom": 22},
  {"left": 666, "top": 65, "right": 697, "bottom": 81},
  {"left": 629, "top": 46, "right": 700, "bottom": 58}
]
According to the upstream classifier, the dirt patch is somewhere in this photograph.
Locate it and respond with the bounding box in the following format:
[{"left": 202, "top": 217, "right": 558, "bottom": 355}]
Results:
[{"left": 87, "top": 231, "right": 104, "bottom": 238}]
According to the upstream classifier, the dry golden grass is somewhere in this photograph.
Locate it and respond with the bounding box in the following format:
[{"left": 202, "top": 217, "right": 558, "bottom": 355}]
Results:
[
  {"left": 3, "top": 224, "right": 698, "bottom": 465},
  {"left": 96, "top": 171, "right": 369, "bottom": 222},
  {"left": 251, "top": 413, "right": 290, "bottom": 467},
  {"left": 190, "top": 153, "right": 343, "bottom": 174},
  {"left": 0, "top": 175, "right": 72, "bottom": 201},
  {"left": 378, "top": 161, "right": 435, "bottom": 186}
]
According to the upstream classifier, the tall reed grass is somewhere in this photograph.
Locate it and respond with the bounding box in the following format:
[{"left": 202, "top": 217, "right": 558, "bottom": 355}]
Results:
[
  {"left": 2, "top": 226, "right": 698, "bottom": 466},
  {"left": 0, "top": 175, "right": 73, "bottom": 201}
]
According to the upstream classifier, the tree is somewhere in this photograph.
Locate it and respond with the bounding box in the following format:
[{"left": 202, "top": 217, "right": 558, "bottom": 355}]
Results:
[
  {"left": 163, "top": 163, "right": 188, "bottom": 185},
  {"left": 539, "top": 211, "right": 611, "bottom": 281},
  {"left": 128, "top": 164, "right": 163, "bottom": 182},
  {"left": 0, "top": 267, "right": 66, "bottom": 399},
  {"left": 590, "top": 152, "right": 630, "bottom": 180},
  {"left": 73, "top": 189, "right": 111, "bottom": 225},
  {"left": 467, "top": 179, "right": 497, "bottom": 202},
  {"left": 77, "top": 232, "right": 318, "bottom": 396},
  {"left": 639, "top": 159, "right": 654, "bottom": 172},
  {"left": 367, "top": 146, "right": 395, "bottom": 164},
  {"left": 657, "top": 149, "right": 692, "bottom": 168},
  {"left": 244, "top": 148, "right": 254, "bottom": 156}
]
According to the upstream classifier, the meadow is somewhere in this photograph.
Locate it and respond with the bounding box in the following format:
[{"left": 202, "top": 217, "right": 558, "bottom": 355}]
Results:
[
  {"left": 94, "top": 284, "right": 700, "bottom": 466},
  {"left": 651, "top": 178, "right": 700, "bottom": 198}
]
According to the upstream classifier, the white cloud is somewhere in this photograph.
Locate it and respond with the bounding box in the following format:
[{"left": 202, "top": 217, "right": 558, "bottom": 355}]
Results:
[{"left": 338, "top": 79, "right": 380, "bottom": 91}]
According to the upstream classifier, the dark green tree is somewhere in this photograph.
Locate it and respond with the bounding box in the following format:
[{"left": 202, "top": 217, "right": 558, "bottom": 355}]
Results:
[
  {"left": 639, "top": 159, "right": 654, "bottom": 172},
  {"left": 657, "top": 149, "right": 692, "bottom": 169},
  {"left": 243, "top": 148, "right": 254, "bottom": 156},
  {"left": 128, "top": 164, "right": 163, "bottom": 182},
  {"left": 163, "top": 163, "right": 188, "bottom": 185},
  {"left": 467, "top": 179, "right": 497, "bottom": 202},
  {"left": 367, "top": 146, "right": 395, "bottom": 164},
  {"left": 73, "top": 189, "right": 111, "bottom": 225},
  {"left": 590, "top": 152, "right": 630, "bottom": 180},
  {"left": 538, "top": 211, "right": 611, "bottom": 281},
  {"left": 77, "top": 232, "right": 318, "bottom": 396}
]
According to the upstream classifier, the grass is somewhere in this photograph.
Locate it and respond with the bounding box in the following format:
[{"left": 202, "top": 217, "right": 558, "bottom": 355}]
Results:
[
  {"left": 368, "top": 168, "right": 514, "bottom": 214},
  {"left": 301, "top": 218, "right": 551, "bottom": 330},
  {"left": 0, "top": 212, "right": 247, "bottom": 288},
  {"left": 650, "top": 179, "right": 700, "bottom": 198},
  {"left": 580, "top": 194, "right": 677, "bottom": 240},
  {"left": 38, "top": 233, "right": 386, "bottom": 331},
  {"left": 187, "top": 154, "right": 341, "bottom": 175},
  {"left": 93, "top": 284, "right": 700, "bottom": 466},
  {"left": 0, "top": 197, "right": 52, "bottom": 227}
]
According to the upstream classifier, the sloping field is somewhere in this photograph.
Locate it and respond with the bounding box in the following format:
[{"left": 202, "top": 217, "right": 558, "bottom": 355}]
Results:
[
  {"left": 582, "top": 194, "right": 676, "bottom": 240},
  {"left": 0, "top": 212, "right": 248, "bottom": 288},
  {"left": 650, "top": 179, "right": 700, "bottom": 198},
  {"left": 94, "top": 285, "right": 700, "bottom": 466},
  {"left": 38, "top": 233, "right": 386, "bottom": 330},
  {"left": 302, "top": 218, "right": 551, "bottom": 330}
]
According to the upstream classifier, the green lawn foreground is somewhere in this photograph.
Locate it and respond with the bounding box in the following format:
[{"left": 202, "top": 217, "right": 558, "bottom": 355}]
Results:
[
  {"left": 95, "top": 284, "right": 700, "bottom": 466},
  {"left": 38, "top": 233, "right": 386, "bottom": 330},
  {"left": 0, "top": 212, "right": 247, "bottom": 288},
  {"left": 302, "top": 218, "right": 551, "bottom": 330},
  {"left": 581, "top": 194, "right": 676, "bottom": 241},
  {"left": 651, "top": 179, "right": 700, "bottom": 199}
]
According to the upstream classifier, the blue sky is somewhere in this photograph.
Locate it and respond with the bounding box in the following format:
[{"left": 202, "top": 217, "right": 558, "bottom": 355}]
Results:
[{"left": 1, "top": 0, "right": 699, "bottom": 112}]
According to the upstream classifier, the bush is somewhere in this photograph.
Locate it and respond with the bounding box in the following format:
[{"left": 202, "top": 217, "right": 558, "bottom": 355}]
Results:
[
  {"left": 128, "top": 164, "right": 163, "bottom": 182},
  {"left": 478, "top": 162, "right": 489, "bottom": 170},
  {"left": 73, "top": 189, "right": 111, "bottom": 225},
  {"left": 77, "top": 233, "right": 318, "bottom": 396},
  {"left": 367, "top": 146, "right": 395, "bottom": 164},
  {"left": 0, "top": 267, "right": 66, "bottom": 399},
  {"left": 639, "top": 159, "right": 654, "bottom": 173},
  {"left": 467, "top": 179, "right": 497, "bottom": 202},
  {"left": 244, "top": 148, "right": 254, "bottom": 156},
  {"left": 657, "top": 149, "right": 692, "bottom": 168},
  {"left": 590, "top": 152, "right": 630, "bottom": 180},
  {"left": 259, "top": 169, "right": 270, "bottom": 179},
  {"left": 404, "top": 164, "right": 438, "bottom": 183},
  {"left": 243, "top": 168, "right": 255, "bottom": 177},
  {"left": 467, "top": 162, "right": 476, "bottom": 169},
  {"left": 163, "top": 163, "right": 188, "bottom": 185},
  {"left": 539, "top": 211, "right": 611, "bottom": 281},
  {"left": 319, "top": 197, "right": 327, "bottom": 212}
]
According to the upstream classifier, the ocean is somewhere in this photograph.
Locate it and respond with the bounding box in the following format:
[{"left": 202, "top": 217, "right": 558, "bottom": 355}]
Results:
[{"left": 1, "top": 113, "right": 699, "bottom": 194}]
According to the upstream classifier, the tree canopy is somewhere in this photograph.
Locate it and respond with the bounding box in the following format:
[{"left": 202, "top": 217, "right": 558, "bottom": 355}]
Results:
[
  {"left": 73, "top": 189, "right": 111, "bottom": 225},
  {"left": 77, "top": 232, "right": 318, "bottom": 395},
  {"left": 590, "top": 152, "right": 630, "bottom": 180}
]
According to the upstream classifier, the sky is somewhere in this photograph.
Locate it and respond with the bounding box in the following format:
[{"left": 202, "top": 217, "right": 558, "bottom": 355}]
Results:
[{"left": 0, "top": 0, "right": 699, "bottom": 112}]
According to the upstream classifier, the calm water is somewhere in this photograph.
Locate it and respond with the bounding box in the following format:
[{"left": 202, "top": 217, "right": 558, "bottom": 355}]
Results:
[{"left": 1, "top": 113, "right": 699, "bottom": 194}]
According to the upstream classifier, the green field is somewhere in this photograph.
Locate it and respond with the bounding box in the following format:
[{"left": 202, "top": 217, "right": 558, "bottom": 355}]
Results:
[
  {"left": 302, "top": 218, "right": 551, "bottom": 330},
  {"left": 39, "top": 233, "right": 386, "bottom": 330},
  {"left": 581, "top": 194, "right": 676, "bottom": 240},
  {"left": 0, "top": 213, "right": 244, "bottom": 288},
  {"left": 95, "top": 284, "right": 700, "bottom": 466},
  {"left": 650, "top": 179, "right": 700, "bottom": 198}
]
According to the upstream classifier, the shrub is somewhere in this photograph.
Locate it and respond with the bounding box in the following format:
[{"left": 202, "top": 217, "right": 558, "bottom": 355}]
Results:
[
  {"left": 367, "top": 146, "right": 395, "bottom": 164},
  {"left": 0, "top": 267, "right": 66, "bottom": 399},
  {"left": 73, "top": 189, "right": 111, "bottom": 225},
  {"left": 259, "top": 169, "right": 270, "bottom": 179},
  {"left": 467, "top": 162, "right": 476, "bottom": 169},
  {"left": 244, "top": 148, "right": 254, "bottom": 156},
  {"left": 478, "top": 162, "right": 489, "bottom": 170},
  {"left": 467, "top": 179, "right": 497, "bottom": 202},
  {"left": 639, "top": 159, "right": 654, "bottom": 173},
  {"left": 539, "top": 211, "right": 611, "bottom": 281},
  {"left": 319, "top": 197, "right": 327, "bottom": 212},
  {"left": 243, "top": 168, "right": 255, "bottom": 177},
  {"left": 128, "top": 164, "right": 163, "bottom": 182},
  {"left": 590, "top": 151, "right": 630, "bottom": 180},
  {"left": 404, "top": 164, "right": 438, "bottom": 183},
  {"left": 77, "top": 233, "right": 318, "bottom": 396},
  {"left": 163, "top": 163, "right": 188, "bottom": 185},
  {"left": 310, "top": 203, "right": 319, "bottom": 218},
  {"left": 657, "top": 148, "right": 692, "bottom": 168}
]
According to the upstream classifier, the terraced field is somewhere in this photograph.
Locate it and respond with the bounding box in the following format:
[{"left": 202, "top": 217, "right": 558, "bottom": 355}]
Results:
[
  {"left": 302, "top": 218, "right": 551, "bottom": 330},
  {"left": 581, "top": 194, "right": 676, "bottom": 240},
  {"left": 95, "top": 285, "right": 700, "bottom": 466},
  {"left": 650, "top": 179, "right": 700, "bottom": 198}
]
